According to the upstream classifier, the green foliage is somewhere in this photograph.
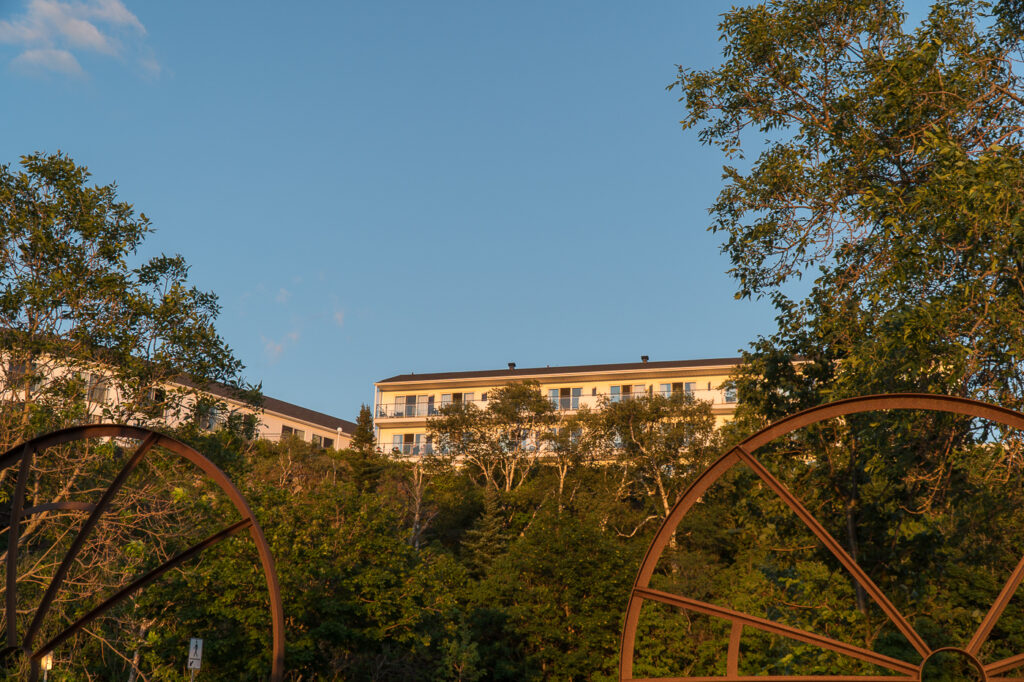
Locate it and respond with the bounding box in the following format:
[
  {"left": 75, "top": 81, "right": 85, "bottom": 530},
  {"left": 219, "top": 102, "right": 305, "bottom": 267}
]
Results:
[
  {"left": 677, "top": 0, "right": 1024, "bottom": 410},
  {"left": 351, "top": 404, "right": 376, "bottom": 453},
  {"left": 428, "top": 381, "right": 559, "bottom": 492},
  {"left": 665, "top": 2, "right": 1024, "bottom": 678},
  {"left": 0, "top": 151, "right": 257, "bottom": 446}
]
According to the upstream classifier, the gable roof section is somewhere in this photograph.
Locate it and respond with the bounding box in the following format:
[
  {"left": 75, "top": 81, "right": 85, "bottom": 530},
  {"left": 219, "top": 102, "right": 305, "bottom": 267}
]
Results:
[
  {"left": 195, "top": 379, "right": 356, "bottom": 434},
  {"left": 377, "top": 357, "right": 742, "bottom": 384},
  {"left": 262, "top": 395, "right": 357, "bottom": 434}
]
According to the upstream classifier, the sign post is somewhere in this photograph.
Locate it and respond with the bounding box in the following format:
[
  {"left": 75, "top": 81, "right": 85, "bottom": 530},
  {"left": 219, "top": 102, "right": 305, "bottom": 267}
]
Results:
[
  {"left": 188, "top": 638, "right": 202, "bottom": 680},
  {"left": 40, "top": 653, "right": 53, "bottom": 682}
]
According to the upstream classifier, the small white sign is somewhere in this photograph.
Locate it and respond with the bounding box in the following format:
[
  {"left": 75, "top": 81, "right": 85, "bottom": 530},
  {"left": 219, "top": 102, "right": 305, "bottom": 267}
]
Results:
[
  {"left": 40, "top": 653, "right": 53, "bottom": 671},
  {"left": 188, "top": 638, "right": 203, "bottom": 670}
]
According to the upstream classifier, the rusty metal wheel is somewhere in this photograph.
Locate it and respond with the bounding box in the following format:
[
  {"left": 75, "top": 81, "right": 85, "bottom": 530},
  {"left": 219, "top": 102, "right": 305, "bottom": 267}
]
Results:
[
  {"left": 619, "top": 394, "right": 1024, "bottom": 682},
  {"left": 0, "top": 424, "right": 284, "bottom": 680}
]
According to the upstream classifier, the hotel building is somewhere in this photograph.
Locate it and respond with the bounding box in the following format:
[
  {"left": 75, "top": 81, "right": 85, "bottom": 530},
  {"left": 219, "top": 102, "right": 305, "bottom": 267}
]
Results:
[
  {"left": 373, "top": 357, "right": 740, "bottom": 456},
  {"left": 3, "top": 359, "right": 355, "bottom": 449}
]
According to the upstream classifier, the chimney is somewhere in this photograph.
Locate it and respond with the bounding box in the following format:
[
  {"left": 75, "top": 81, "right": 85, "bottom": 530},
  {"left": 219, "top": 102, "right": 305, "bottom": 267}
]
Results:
[
  {"left": 508, "top": 362, "right": 516, "bottom": 370},
  {"left": 641, "top": 355, "right": 649, "bottom": 364}
]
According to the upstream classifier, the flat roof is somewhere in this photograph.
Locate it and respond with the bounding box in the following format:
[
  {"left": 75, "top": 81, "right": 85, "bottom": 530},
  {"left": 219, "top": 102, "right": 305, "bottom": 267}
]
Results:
[{"left": 377, "top": 357, "right": 742, "bottom": 384}]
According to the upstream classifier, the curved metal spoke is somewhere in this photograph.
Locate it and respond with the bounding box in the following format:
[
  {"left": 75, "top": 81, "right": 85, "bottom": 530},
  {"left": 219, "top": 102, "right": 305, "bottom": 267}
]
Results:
[
  {"left": 620, "top": 394, "right": 1024, "bottom": 681},
  {"left": 0, "top": 424, "right": 285, "bottom": 681}
]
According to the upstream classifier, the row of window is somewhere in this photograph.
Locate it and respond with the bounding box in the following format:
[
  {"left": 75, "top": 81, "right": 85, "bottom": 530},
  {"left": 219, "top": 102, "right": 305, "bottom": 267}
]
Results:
[
  {"left": 382, "top": 382, "right": 737, "bottom": 417},
  {"left": 3, "top": 363, "right": 181, "bottom": 411},
  {"left": 281, "top": 424, "right": 335, "bottom": 449}
]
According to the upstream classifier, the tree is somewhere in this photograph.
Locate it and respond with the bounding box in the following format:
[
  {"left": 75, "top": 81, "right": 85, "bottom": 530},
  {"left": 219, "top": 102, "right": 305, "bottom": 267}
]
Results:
[
  {"left": 352, "top": 403, "right": 377, "bottom": 452},
  {"left": 662, "top": 2, "right": 1024, "bottom": 674},
  {"left": 0, "top": 151, "right": 256, "bottom": 442},
  {"left": 594, "top": 392, "right": 719, "bottom": 529},
  {"left": 0, "top": 151, "right": 257, "bottom": 677},
  {"left": 428, "top": 381, "right": 558, "bottom": 493},
  {"left": 675, "top": 0, "right": 1024, "bottom": 411}
]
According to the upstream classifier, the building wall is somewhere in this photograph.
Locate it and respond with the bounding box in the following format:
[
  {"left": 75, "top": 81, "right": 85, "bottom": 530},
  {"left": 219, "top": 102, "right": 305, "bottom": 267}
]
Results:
[
  {"left": 374, "top": 360, "right": 739, "bottom": 455},
  {"left": 254, "top": 409, "right": 352, "bottom": 449},
  {"left": 1, "top": 358, "right": 353, "bottom": 449}
]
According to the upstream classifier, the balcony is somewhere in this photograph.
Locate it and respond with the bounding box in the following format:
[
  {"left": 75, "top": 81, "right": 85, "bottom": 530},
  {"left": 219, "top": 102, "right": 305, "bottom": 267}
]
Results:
[
  {"left": 385, "top": 442, "right": 435, "bottom": 457},
  {"left": 375, "top": 387, "right": 736, "bottom": 420}
]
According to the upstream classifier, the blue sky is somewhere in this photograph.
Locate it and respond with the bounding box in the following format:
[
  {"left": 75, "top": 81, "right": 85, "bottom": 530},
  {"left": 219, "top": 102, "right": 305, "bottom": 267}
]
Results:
[{"left": 1, "top": 0, "right": 785, "bottom": 420}]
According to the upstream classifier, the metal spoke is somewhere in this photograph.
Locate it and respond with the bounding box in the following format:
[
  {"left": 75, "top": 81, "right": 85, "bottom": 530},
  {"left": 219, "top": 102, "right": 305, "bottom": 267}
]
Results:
[
  {"left": 31, "top": 518, "right": 253, "bottom": 662},
  {"left": 634, "top": 587, "right": 918, "bottom": 676},
  {"left": 5, "top": 446, "right": 31, "bottom": 649},
  {"left": 967, "top": 552, "right": 1024, "bottom": 656},
  {"left": 0, "top": 425, "right": 284, "bottom": 681},
  {"left": 22, "top": 432, "right": 159, "bottom": 650},
  {"left": 626, "top": 671, "right": 917, "bottom": 675},
  {"left": 986, "top": 652, "right": 1024, "bottom": 676},
  {"left": 619, "top": 394, "right": 1024, "bottom": 681},
  {"left": 734, "top": 445, "right": 930, "bottom": 659}
]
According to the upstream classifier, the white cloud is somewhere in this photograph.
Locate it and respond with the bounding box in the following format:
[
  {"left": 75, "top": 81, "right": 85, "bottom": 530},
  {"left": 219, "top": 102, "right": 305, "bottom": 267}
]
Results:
[
  {"left": 0, "top": 0, "right": 153, "bottom": 76},
  {"left": 262, "top": 337, "right": 285, "bottom": 362},
  {"left": 262, "top": 330, "right": 301, "bottom": 364},
  {"left": 275, "top": 288, "right": 290, "bottom": 304},
  {"left": 333, "top": 310, "right": 344, "bottom": 327},
  {"left": 12, "top": 47, "right": 82, "bottom": 75}
]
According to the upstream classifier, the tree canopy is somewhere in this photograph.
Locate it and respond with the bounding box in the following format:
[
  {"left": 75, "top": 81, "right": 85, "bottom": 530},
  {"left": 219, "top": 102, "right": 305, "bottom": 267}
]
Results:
[
  {"left": 676, "top": 0, "right": 1024, "bottom": 413},
  {"left": 0, "top": 151, "right": 256, "bottom": 445}
]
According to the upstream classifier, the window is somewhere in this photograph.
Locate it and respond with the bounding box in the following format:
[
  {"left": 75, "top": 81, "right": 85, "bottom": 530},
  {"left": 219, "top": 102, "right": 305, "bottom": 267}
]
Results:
[
  {"left": 554, "top": 427, "right": 582, "bottom": 446},
  {"left": 611, "top": 384, "right": 645, "bottom": 402},
  {"left": 282, "top": 425, "right": 305, "bottom": 440},
  {"left": 441, "top": 392, "right": 474, "bottom": 407},
  {"left": 6, "top": 360, "right": 41, "bottom": 392},
  {"left": 725, "top": 386, "right": 738, "bottom": 403},
  {"left": 481, "top": 392, "right": 488, "bottom": 401},
  {"left": 87, "top": 374, "right": 108, "bottom": 403},
  {"left": 548, "top": 387, "right": 581, "bottom": 410},
  {"left": 392, "top": 433, "right": 430, "bottom": 455},
  {"left": 391, "top": 395, "right": 433, "bottom": 417},
  {"left": 199, "top": 406, "right": 218, "bottom": 431},
  {"left": 6, "top": 360, "right": 26, "bottom": 384},
  {"left": 142, "top": 387, "right": 166, "bottom": 416},
  {"left": 684, "top": 382, "right": 696, "bottom": 396},
  {"left": 660, "top": 383, "right": 671, "bottom": 397},
  {"left": 312, "top": 434, "right": 323, "bottom": 448}
]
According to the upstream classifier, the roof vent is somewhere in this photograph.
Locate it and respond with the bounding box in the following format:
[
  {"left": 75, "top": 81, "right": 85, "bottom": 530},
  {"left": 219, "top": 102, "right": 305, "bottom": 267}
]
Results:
[
  {"left": 508, "top": 362, "right": 516, "bottom": 370},
  {"left": 641, "top": 355, "right": 649, "bottom": 364}
]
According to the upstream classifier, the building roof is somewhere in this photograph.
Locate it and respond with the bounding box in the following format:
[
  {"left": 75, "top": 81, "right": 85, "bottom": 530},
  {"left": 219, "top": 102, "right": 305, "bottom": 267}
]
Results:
[
  {"left": 262, "top": 395, "right": 357, "bottom": 434},
  {"left": 377, "top": 357, "right": 742, "bottom": 384},
  {"left": 197, "top": 379, "right": 356, "bottom": 434}
]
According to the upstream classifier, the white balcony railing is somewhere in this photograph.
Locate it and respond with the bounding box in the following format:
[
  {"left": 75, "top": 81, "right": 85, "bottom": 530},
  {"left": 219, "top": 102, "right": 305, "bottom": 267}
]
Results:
[{"left": 376, "top": 388, "right": 735, "bottom": 419}]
